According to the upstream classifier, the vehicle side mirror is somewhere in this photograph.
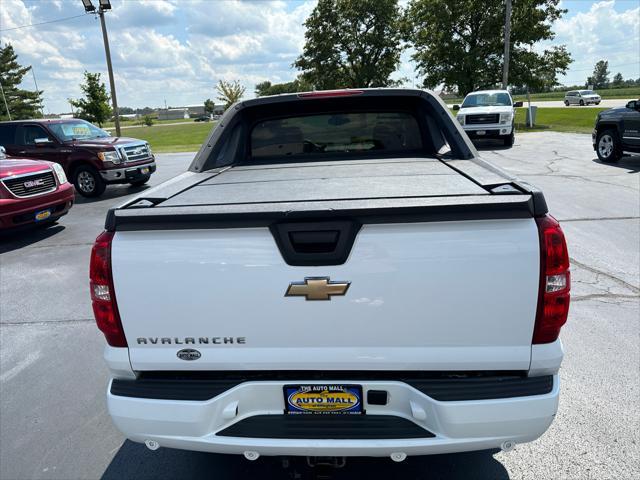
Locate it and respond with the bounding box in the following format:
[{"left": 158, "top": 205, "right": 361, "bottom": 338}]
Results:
[
  {"left": 513, "top": 101, "right": 523, "bottom": 108},
  {"left": 452, "top": 104, "right": 460, "bottom": 111},
  {"left": 34, "top": 138, "right": 54, "bottom": 147},
  {"left": 626, "top": 100, "right": 638, "bottom": 110}
]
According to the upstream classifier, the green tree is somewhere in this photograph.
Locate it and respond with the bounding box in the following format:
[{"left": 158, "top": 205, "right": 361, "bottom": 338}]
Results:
[
  {"left": 404, "top": 0, "right": 572, "bottom": 96},
  {"left": 587, "top": 60, "right": 610, "bottom": 88},
  {"left": 216, "top": 80, "right": 245, "bottom": 110},
  {"left": 69, "top": 71, "right": 112, "bottom": 126},
  {"left": 294, "top": 0, "right": 404, "bottom": 89},
  {"left": 0, "top": 43, "right": 43, "bottom": 120},
  {"left": 204, "top": 98, "right": 215, "bottom": 115},
  {"left": 612, "top": 72, "right": 624, "bottom": 87},
  {"left": 255, "top": 77, "right": 313, "bottom": 97}
]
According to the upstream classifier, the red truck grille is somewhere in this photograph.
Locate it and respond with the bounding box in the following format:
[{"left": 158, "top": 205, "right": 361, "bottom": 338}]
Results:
[{"left": 2, "top": 171, "right": 57, "bottom": 198}]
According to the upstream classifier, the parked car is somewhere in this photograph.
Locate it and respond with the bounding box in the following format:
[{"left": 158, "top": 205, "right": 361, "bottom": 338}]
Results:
[
  {"left": 0, "top": 146, "right": 74, "bottom": 231},
  {"left": 564, "top": 90, "right": 601, "bottom": 106},
  {"left": 94, "top": 89, "right": 570, "bottom": 462},
  {"left": 0, "top": 119, "right": 156, "bottom": 198},
  {"left": 194, "top": 115, "right": 211, "bottom": 122},
  {"left": 592, "top": 98, "right": 640, "bottom": 162},
  {"left": 453, "top": 89, "right": 523, "bottom": 146}
]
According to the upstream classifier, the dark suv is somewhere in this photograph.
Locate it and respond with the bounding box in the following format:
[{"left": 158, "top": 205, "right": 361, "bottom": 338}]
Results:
[
  {"left": 0, "top": 119, "right": 156, "bottom": 197},
  {"left": 593, "top": 99, "right": 640, "bottom": 162}
]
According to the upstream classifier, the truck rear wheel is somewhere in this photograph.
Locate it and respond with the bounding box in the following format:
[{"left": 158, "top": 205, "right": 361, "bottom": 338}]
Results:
[
  {"left": 74, "top": 165, "right": 106, "bottom": 197},
  {"left": 596, "top": 129, "right": 621, "bottom": 163}
]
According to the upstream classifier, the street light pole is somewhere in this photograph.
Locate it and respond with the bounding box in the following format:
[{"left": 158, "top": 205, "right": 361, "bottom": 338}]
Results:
[
  {"left": 82, "top": 0, "right": 120, "bottom": 136},
  {"left": 502, "top": 0, "right": 512, "bottom": 89},
  {"left": 98, "top": 9, "right": 121, "bottom": 136}
]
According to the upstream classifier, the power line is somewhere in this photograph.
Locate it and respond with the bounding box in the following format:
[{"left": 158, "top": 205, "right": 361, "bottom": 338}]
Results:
[{"left": 0, "top": 14, "right": 86, "bottom": 33}]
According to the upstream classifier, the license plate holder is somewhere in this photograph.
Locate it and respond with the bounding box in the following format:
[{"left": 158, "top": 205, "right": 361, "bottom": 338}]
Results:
[
  {"left": 283, "top": 384, "right": 363, "bottom": 415},
  {"left": 34, "top": 209, "right": 52, "bottom": 222}
]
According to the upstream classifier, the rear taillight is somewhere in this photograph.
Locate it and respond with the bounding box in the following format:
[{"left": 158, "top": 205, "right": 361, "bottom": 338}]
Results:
[
  {"left": 533, "top": 215, "right": 570, "bottom": 344},
  {"left": 90, "top": 231, "right": 127, "bottom": 347}
]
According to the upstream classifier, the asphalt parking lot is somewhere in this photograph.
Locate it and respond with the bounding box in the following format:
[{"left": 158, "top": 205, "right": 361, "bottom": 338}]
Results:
[{"left": 1, "top": 133, "right": 638, "bottom": 480}]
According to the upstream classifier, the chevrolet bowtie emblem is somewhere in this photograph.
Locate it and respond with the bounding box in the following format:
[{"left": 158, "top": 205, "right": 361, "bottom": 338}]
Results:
[{"left": 285, "top": 277, "right": 350, "bottom": 301}]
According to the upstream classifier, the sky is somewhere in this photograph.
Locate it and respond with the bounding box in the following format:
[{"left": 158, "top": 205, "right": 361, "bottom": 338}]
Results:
[{"left": 0, "top": 0, "right": 638, "bottom": 114}]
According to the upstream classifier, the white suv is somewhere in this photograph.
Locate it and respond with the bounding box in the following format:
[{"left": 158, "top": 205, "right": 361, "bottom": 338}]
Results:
[{"left": 454, "top": 90, "right": 522, "bottom": 147}]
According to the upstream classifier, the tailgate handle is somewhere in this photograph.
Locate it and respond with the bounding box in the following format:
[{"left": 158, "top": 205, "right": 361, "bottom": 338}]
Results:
[
  {"left": 270, "top": 220, "right": 361, "bottom": 266},
  {"left": 288, "top": 230, "right": 339, "bottom": 254}
]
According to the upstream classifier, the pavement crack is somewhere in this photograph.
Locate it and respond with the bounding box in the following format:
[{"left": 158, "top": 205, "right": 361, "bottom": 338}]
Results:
[
  {"left": 0, "top": 318, "right": 94, "bottom": 327},
  {"left": 519, "top": 172, "right": 639, "bottom": 190},
  {"left": 570, "top": 257, "right": 640, "bottom": 294},
  {"left": 561, "top": 216, "right": 640, "bottom": 223},
  {"left": 572, "top": 293, "right": 639, "bottom": 302}
]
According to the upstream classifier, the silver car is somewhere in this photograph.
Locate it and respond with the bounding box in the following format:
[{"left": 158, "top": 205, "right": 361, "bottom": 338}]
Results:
[{"left": 564, "top": 90, "right": 601, "bottom": 106}]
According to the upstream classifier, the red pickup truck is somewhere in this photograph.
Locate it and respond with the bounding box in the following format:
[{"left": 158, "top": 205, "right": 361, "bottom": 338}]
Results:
[
  {"left": 0, "top": 147, "right": 74, "bottom": 231},
  {"left": 0, "top": 119, "right": 156, "bottom": 197}
]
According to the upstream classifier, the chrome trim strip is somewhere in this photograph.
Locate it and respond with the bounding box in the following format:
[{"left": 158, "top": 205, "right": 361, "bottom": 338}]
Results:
[{"left": 1, "top": 169, "right": 53, "bottom": 181}]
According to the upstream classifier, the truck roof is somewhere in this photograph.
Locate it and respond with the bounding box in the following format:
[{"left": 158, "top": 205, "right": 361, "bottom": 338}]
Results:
[{"left": 464, "top": 89, "right": 511, "bottom": 96}]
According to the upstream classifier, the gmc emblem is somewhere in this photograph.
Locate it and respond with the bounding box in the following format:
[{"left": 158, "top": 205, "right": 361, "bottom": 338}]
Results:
[{"left": 24, "top": 179, "right": 45, "bottom": 189}]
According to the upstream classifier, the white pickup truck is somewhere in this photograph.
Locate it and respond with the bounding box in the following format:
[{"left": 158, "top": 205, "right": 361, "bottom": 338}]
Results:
[
  {"left": 90, "top": 89, "right": 570, "bottom": 463},
  {"left": 454, "top": 89, "right": 523, "bottom": 147}
]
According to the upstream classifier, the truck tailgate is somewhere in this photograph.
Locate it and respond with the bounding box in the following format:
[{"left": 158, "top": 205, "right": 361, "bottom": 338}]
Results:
[{"left": 112, "top": 216, "right": 540, "bottom": 372}]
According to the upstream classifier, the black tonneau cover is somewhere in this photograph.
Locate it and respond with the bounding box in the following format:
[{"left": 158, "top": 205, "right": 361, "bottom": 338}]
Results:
[
  {"left": 106, "top": 157, "right": 544, "bottom": 231},
  {"left": 162, "top": 158, "right": 486, "bottom": 207}
]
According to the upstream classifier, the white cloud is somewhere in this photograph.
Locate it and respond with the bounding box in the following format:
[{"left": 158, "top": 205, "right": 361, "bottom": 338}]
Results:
[
  {"left": 548, "top": 1, "right": 640, "bottom": 84},
  {"left": 0, "top": 0, "right": 317, "bottom": 112}
]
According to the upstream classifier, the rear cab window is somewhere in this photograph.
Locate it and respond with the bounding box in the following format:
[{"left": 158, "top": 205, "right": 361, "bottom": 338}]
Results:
[{"left": 250, "top": 112, "right": 422, "bottom": 159}]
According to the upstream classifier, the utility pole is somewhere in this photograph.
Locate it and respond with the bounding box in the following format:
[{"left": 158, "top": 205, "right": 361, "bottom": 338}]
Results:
[
  {"left": 502, "top": 0, "right": 512, "bottom": 89},
  {"left": 0, "top": 80, "right": 11, "bottom": 120},
  {"left": 82, "top": 0, "right": 120, "bottom": 136},
  {"left": 31, "top": 66, "right": 44, "bottom": 118}
]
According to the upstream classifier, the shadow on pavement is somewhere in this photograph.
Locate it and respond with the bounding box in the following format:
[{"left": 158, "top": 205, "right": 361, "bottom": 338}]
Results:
[
  {"left": 0, "top": 223, "right": 65, "bottom": 254},
  {"left": 591, "top": 155, "right": 640, "bottom": 173},
  {"left": 74, "top": 183, "right": 151, "bottom": 205},
  {"left": 102, "top": 441, "right": 509, "bottom": 480},
  {"left": 470, "top": 139, "right": 513, "bottom": 151}
]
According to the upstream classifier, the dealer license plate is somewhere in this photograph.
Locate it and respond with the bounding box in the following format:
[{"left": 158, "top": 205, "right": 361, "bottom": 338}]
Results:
[
  {"left": 35, "top": 209, "right": 51, "bottom": 222},
  {"left": 283, "top": 384, "right": 363, "bottom": 414}
]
